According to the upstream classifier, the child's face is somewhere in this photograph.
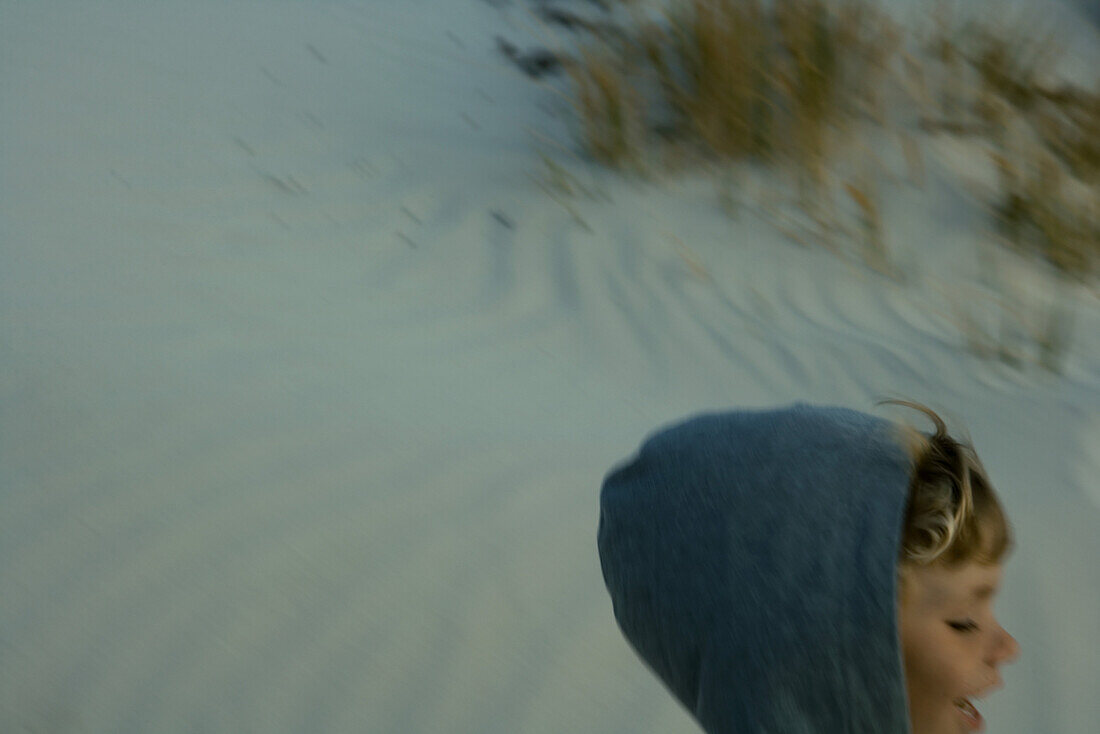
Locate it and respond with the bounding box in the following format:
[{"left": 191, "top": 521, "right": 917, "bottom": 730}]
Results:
[{"left": 897, "top": 561, "right": 1019, "bottom": 734}]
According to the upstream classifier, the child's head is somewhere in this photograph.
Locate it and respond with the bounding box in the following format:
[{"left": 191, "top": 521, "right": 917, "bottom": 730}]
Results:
[
  {"left": 598, "top": 403, "right": 1019, "bottom": 734},
  {"left": 888, "top": 400, "right": 1020, "bottom": 734}
]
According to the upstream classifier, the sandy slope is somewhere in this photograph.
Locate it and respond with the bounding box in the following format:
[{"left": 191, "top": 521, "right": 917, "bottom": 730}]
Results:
[{"left": 1, "top": 0, "right": 1098, "bottom": 732}]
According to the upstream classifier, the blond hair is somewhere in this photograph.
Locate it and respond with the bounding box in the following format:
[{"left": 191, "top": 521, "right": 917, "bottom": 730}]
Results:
[{"left": 881, "top": 400, "right": 1013, "bottom": 569}]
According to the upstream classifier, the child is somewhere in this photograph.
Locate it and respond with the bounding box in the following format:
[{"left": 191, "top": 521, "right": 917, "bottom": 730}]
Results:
[{"left": 597, "top": 402, "right": 1019, "bottom": 734}]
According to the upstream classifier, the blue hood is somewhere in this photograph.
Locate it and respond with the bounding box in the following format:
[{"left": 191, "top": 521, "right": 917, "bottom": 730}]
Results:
[{"left": 598, "top": 404, "right": 913, "bottom": 733}]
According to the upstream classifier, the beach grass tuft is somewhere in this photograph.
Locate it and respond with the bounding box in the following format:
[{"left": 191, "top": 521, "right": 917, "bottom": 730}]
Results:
[{"left": 523, "top": 0, "right": 1098, "bottom": 369}]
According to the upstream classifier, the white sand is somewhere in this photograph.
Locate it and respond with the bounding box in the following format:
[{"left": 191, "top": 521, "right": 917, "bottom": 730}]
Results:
[{"left": 1, "top": 0, "right": 1098, "bottom": 731}]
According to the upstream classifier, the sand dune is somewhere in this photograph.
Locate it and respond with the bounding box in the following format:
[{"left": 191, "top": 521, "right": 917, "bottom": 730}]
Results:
[{"left": 1, "top": 0, "right": 1098, "bottom": 732}]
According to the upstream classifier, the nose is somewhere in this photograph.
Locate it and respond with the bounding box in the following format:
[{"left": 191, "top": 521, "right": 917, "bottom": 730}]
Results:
[{"left": 991, "top": 623, "right": 1020, "bottom": 666}]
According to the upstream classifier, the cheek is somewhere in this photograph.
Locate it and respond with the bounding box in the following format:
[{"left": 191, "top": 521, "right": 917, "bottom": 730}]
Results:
[
  {"left": 903, "top": 644, "right": 937, "bottom": 700},
  {"left": 903, "top": 634, "right": 971, "bottom": 700},
  {"left": 902, "top": 646, "right": 965, "bottom": 734}
]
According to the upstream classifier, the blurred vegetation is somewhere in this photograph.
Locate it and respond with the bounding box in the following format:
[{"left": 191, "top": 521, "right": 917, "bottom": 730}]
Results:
[{"left": 521, "top": 0, "right": 1099, "bottom": 371}]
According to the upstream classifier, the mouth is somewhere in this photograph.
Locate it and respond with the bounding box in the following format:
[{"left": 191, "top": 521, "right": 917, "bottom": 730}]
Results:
[{"left": 953, "top": 698, "right": 984, "bottom": 732}]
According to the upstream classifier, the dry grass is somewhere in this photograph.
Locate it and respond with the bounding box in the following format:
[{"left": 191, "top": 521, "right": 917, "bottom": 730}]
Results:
[
  {"left": 965, "top": 17, "right": 1061, "bottom": 116},
  {"left": 922, "top": 0, "right": 967, "bottom": 123},
  {"left": 1033, "top": 83, "right": 1100, "bottom": 184},
  {"left": 844, "top": 177, "right": 887, "bottom": 272},
  {"left": 989, "top": 146, "right": 1098, "bottom": 283},
  {"left": 915, "top": 4, "right": 1100, "bottom": 288},
  {"left": 980, "top": 93, "right": 1100, "bottom": 283},
  {"left": 530, "top": 0, "right": 1098, "bottom": 368},
  {"left": 557, "top": 0, "right": 894, "bottom": 173},
  {"left": 648, "top": 0, "right": 896, "bottom": 244},
  {"left": 563, "top": 44, "right": 646, "bottom": 167},
  {"left": 658, "top": 0, "right": 776, "bottom": 160}
]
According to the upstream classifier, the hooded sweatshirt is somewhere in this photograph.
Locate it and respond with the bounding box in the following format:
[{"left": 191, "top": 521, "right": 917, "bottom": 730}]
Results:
[{"left": 597, "top": 404, "right": 913, "bottom": 733}]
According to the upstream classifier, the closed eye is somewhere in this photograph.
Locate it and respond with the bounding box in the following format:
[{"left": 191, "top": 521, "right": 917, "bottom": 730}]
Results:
[{"left": 948, "top": 620, "right": 979, "bottom": 632}]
